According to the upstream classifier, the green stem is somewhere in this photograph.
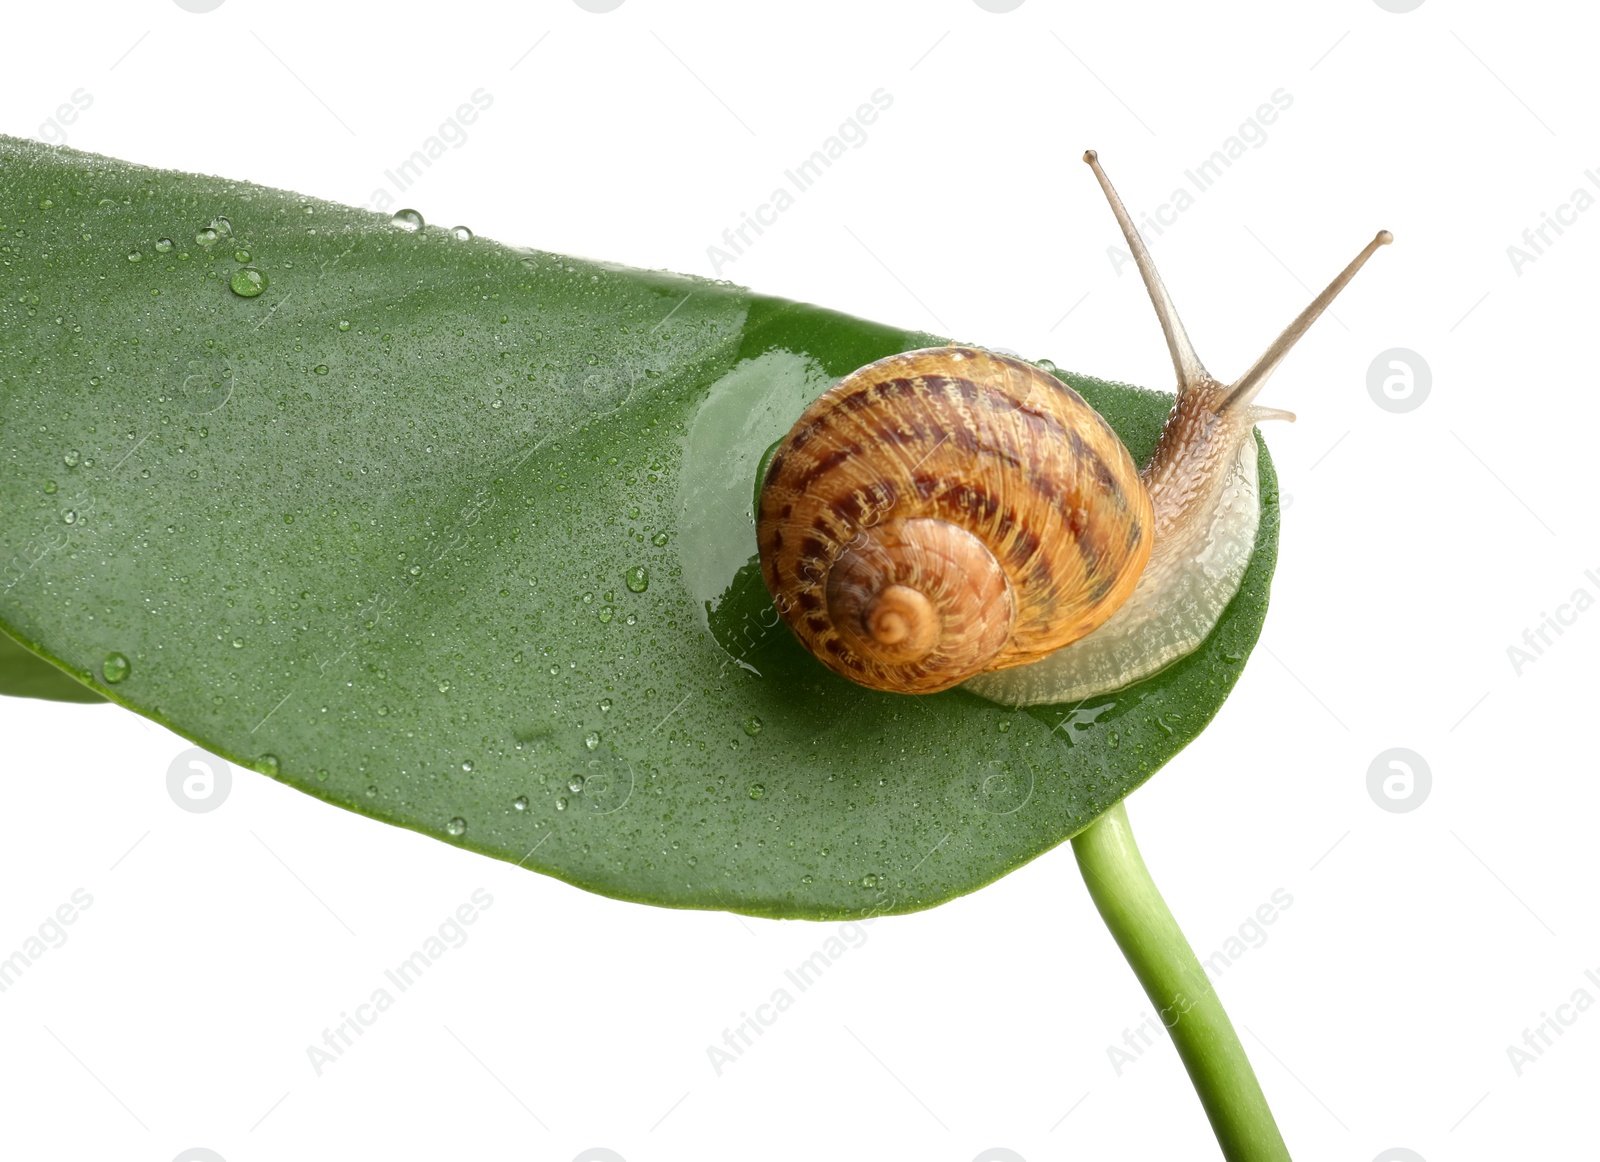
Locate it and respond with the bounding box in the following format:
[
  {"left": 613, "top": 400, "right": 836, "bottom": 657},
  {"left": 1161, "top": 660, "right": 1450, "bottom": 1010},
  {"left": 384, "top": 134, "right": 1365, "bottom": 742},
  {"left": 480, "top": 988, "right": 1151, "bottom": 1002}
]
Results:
[{"left": 1072, "top": 800, "right": 1291, "bottom": 1161}]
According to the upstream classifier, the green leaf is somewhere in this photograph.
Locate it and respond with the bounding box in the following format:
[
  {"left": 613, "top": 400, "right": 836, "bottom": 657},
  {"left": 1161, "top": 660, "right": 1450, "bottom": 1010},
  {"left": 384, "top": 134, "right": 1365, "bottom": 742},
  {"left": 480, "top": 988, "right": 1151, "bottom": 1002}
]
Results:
[
  {"left": 0, "top": 137, "right": 1277, "bottom": 918},
  {"left": 0, "top": 624, "right": 105, "bottom": 703}
]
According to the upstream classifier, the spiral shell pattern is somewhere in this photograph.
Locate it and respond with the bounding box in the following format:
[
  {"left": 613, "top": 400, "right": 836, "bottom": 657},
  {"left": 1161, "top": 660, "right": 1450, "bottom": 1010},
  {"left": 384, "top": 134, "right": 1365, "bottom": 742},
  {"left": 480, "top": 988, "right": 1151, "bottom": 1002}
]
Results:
[{"left": 756, "top": 347, "right": 1155, "bottom": 694}]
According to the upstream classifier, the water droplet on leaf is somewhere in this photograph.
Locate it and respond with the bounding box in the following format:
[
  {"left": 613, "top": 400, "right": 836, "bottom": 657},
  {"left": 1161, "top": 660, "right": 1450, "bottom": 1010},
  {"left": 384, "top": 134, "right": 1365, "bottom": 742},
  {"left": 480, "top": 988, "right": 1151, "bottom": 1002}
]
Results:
[
  {"left": 102, "top": 653, "right": 130, "bottom": 683},
  {"left": 392, "top": 208, "right": 424, "bottom": 232},
  {"left": 625, "top": 566, "right": 649, "bottom": 592},
  {"left": 230, "top": 267, "right": 267, "bottom": 297}
]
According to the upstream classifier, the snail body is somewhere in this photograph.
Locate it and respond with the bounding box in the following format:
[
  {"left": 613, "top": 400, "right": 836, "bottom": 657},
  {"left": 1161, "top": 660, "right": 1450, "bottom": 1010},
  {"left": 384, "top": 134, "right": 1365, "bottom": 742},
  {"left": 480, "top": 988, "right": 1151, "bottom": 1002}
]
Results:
[
  {"left": 757, "top": 152, "right": 1390, "bottom": 705},
  {"left": 964, "top": 373, "right": 1265, "bottom": 706}
]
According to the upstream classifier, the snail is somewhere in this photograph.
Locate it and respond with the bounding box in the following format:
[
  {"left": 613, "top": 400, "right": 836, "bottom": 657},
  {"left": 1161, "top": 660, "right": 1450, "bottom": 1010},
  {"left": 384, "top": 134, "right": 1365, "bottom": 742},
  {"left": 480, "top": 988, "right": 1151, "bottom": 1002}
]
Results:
[{"left": 756, "top": 151, "right": 1389, "bottom": 705}]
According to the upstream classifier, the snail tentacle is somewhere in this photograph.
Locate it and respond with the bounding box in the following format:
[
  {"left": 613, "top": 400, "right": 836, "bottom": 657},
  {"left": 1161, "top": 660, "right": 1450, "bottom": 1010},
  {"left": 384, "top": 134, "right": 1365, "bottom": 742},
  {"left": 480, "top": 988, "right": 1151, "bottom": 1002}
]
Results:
[
  {"left": 1083, "top": 150, "right": 1210, "bottom": 392},
  {"left": 1222, "top": 229, "right": 1393, "bottom": 412},
  {"left": 967, "top": 158, "right": 1390, "bottom": 707}
]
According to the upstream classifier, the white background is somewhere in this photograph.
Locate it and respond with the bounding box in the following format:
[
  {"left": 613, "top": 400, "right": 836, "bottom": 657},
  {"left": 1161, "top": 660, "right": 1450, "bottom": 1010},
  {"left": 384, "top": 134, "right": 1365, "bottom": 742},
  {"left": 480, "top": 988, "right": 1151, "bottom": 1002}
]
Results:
[{"left": 2, "top": 1, "right": 1596, "bottom": 1160}]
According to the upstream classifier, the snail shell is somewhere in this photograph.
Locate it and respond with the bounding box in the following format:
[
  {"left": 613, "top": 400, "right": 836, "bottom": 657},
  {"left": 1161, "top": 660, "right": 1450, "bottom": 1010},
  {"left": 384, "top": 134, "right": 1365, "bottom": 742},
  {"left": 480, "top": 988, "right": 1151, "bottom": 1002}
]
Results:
[
  {"left": 756, "top": 152, "right": 1389, "bottom": 705},
  {"left": 757, "top": 347, "right": 1153, "bottom": 695}
]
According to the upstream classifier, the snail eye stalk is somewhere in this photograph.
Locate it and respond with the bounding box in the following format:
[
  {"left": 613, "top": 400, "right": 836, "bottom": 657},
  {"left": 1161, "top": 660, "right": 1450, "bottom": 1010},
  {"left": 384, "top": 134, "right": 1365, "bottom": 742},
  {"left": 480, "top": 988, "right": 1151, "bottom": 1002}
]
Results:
[
  {"left": 1222, "top": 230, "right": 1393, "bottom": 413},
  {"left": 1082, "top": 149, "right": 1209, "bottom": 392},
  {"left": 1082, "top": 150, "right": 1391, "bottom": 417}
]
